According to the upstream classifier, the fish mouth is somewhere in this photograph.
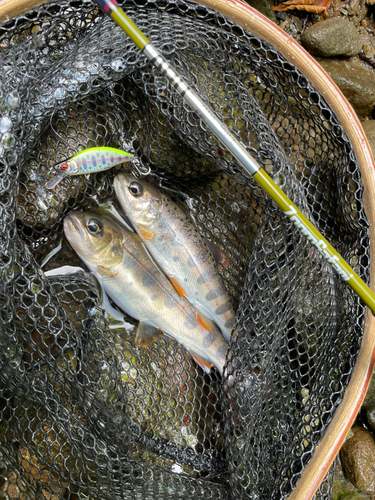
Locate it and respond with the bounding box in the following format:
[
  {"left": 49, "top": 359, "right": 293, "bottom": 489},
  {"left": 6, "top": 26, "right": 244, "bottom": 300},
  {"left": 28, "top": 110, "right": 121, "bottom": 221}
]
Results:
[
  {"left": 114, "top": 173, "right": 130, "bottom": 206},
  {"left": 63, "top": 212, "right": 88, "bottom": 253}
]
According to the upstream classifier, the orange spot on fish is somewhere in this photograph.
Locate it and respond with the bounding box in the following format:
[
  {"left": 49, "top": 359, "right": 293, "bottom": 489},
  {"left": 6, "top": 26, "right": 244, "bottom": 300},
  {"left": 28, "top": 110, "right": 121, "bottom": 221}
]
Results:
[{"left": 183, "top": 417, "right": 190, "bottom": 426}]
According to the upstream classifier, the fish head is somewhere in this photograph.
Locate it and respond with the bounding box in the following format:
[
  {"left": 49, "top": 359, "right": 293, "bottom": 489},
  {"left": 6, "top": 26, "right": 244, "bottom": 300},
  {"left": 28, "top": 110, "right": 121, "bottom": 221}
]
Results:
[
  {"left": 114, "top": 173, "right": 162, "bottom": 227},
  {"left": 64, "top": 212, "right": 124, "bottom": 267}
]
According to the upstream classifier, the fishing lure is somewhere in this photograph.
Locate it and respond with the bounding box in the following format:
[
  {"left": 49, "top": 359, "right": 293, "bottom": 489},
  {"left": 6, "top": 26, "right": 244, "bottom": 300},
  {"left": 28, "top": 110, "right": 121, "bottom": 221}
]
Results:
[{"left": 45, "top": 147, "right": 133, "bottom": 189}]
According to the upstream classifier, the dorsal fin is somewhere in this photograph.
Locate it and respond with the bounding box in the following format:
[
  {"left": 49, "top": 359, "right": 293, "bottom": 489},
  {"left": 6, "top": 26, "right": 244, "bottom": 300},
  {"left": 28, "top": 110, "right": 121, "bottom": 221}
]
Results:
[{"left": 204, "top": 238, "right": 230, "bottom": 269}]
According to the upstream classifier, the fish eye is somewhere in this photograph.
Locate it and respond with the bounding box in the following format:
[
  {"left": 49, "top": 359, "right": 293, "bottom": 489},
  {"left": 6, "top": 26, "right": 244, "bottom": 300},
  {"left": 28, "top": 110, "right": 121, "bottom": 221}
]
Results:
[
  {"left": 87, "top": 218, "right": 103, "bottom": 235},
  {"left": 128, "top": 181, "right": 143, "bottom": 197},
  {"left": 60, "top": 163, "right": 69, "bottom": 171}
]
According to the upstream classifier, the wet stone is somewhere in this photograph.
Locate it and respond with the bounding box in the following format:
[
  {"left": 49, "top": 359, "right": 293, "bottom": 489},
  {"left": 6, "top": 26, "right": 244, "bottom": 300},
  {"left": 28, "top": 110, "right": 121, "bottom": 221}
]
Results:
[
  {"left": 316, "top": 57, "right": 375, "bottom": 116},
  {"left": 340, "top": 426, "right": 375, "bottom": 491},
  {"left": 302, "top": 19, "right": 363, "bottom": 57}
]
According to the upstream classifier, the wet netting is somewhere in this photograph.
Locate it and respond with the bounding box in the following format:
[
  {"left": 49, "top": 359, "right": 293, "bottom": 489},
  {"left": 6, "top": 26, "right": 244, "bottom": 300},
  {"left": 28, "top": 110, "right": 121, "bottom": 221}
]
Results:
[{"left": 0, "top": 0, "right": 369, "bottom": 498}]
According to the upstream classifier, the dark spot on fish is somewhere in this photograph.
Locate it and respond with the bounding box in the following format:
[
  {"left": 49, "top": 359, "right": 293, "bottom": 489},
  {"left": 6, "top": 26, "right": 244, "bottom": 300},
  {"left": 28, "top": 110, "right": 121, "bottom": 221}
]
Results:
[
  {"left": 173, "top": 255, "right": 179, "bottom": 262},
  {"left": 225, "top": 317, "right": 235, "bottom": 329},
  {"left": 151, "top": 294, "right": 157, "bottom": 301},
  {"left": 206, "top": 287, "right": 225, "bottom": 301},
  {"left": 124, "top": 257, "right": 137, "bottom": 269},
  {"left": 215, "top": 301, "right": 233, "bottom": 315},
  {"left": 216, "top": 344, "right": 228, "bottom": 360},
  {"left": 197, "top": 269, "right": 215, "bottom": 285},
  {"left": 158, "top": 218, "right": 168, "bottom": 229},
  {"left": 143, "top": 272, "right": 155, "bottom": 288},
  {"left": 158, "top": 235, "right": 164, "bottom": 242},
  {"left": 184, "top": 311, "right": 198, "bottom": 330},
  {"left": 164, "top": 293, "right": 176, "bottom": 309},
  {"left": 202, "top": 329, "right": 218, "bottom": 348},
  {"left": 91, "top": 155, "right": 97, "bottom": 168},
  {"left": 171, "top": 236, "right": 183, "bottom": 247}
]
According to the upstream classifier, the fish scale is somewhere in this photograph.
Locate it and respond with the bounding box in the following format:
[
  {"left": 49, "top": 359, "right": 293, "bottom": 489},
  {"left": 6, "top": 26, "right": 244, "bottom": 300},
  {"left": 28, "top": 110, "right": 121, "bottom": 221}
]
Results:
[
  {"left": 63, "top": 211, "right": 228, "bottom": 374},
  {"left": 114, "top": 173, "right": 236, "bottom": 341}
]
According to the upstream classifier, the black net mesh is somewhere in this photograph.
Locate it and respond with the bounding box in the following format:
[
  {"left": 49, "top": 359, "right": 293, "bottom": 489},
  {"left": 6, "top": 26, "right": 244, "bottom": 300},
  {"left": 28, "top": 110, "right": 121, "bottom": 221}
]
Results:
[{"left": 0, "top": 0, "right": 369, "bottom": 498}]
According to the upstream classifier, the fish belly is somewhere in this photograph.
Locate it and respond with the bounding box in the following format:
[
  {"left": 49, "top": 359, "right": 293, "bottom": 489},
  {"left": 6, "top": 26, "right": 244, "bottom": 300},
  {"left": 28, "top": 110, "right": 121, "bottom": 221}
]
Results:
[{"left": 97, "top": 255, "right": 227, "bottom": 373}]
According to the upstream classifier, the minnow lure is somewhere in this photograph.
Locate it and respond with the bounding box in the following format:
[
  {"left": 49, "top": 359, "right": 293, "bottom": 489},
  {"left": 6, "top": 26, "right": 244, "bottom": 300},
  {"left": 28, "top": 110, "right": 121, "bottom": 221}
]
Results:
[{"left": 45, "top": 147, "right": 133, "bottom": 189}]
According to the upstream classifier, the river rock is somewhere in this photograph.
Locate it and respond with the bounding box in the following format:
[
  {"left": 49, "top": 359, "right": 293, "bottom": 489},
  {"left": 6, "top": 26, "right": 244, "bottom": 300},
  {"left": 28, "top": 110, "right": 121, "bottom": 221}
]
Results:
[
  {"left": 301, "top": 19, "right": 363, "bottom": 57},
  {"left": 361, "top": 121, "right": 375, "bottom": 161},
  {"left": 367, "top": 408, "right": 375, "bottom": 432},
  {"left": 316, "top": 57, "right": 375, "bottom": 116},
  {"left": 340, "top": 426, "right": 375, "bottom": 491}
]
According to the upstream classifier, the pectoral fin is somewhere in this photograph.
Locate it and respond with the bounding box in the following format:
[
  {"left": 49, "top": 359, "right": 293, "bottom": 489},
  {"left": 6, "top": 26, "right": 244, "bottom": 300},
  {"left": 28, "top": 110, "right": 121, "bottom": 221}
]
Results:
[
  {"left": 134, "top": 321, "right": 162, "bottom": 347},
  {"left": 98, "top": 265, "right": 118, "bottom": 276},
  {"left": 169, "top": 276, "right": 187, "bottom": 298},
  {"left": 204, "top": 238, "right": 230, "bottom": 269},
  {"left": 189, "top": 352, "right": 214, "bottom": 373},
  {"left": 138, "top": 224, "right": 155, "bottom": 241}
]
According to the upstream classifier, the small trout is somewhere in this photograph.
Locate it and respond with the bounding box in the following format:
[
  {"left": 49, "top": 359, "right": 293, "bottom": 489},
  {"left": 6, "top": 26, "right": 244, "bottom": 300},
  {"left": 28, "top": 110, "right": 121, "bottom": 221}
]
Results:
[
  {"left": 114, "top": 174, "right": 236, "bottom": 342},
  {"left": 46, "top": 147, "right": 133, "bottom": 189},
  {"left": 63, "top": 212, "right": 228, "bottom": 374}
]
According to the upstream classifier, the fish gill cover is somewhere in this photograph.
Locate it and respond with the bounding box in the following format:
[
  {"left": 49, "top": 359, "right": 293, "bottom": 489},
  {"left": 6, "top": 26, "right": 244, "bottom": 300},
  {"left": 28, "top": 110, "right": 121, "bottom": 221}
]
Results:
[{"left": 0, "top": 0, "right": 369, "bottom": 498}]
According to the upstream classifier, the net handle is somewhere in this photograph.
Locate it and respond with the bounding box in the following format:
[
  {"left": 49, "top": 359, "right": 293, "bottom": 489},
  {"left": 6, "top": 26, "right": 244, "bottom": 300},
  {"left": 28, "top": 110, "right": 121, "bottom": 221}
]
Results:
[{"left": 1, "top": 0, "right": 375, "bottom": 497}]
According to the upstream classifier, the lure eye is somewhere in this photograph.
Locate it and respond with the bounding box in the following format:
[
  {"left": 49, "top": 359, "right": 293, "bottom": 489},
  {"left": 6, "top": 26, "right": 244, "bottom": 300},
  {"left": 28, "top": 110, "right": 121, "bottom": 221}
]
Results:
[
  {"left": 128, "top": 181, "right": 144, "bottom": 197},
  {"left": 60, "top": 163, "right": 69, "bottom": 171},
  {"left": 87, "top": 218, "right": 103, "bottom": 236}
]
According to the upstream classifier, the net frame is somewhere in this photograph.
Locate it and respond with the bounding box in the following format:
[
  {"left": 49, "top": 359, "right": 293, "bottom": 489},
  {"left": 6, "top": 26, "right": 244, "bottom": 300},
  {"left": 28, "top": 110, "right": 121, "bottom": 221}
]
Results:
[{"left": 0, "top": 0, "right": 375, "bottom": 498}]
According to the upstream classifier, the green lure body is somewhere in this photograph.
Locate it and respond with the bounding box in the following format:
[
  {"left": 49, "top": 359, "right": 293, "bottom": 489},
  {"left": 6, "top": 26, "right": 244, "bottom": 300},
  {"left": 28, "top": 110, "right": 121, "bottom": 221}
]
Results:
[{"left": 46, "top": 147, "right": 133, "bottom": 189}]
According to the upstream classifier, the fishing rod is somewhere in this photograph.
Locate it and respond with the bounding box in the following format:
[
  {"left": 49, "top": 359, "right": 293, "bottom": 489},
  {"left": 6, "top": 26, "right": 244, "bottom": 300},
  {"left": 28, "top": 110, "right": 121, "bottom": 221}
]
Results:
[{"left": 93, "top": 0, "right": 375, "bottom": 315}]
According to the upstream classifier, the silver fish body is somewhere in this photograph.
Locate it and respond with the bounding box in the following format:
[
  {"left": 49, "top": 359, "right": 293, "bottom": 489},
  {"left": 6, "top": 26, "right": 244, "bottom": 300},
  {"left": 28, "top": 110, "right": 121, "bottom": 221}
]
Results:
[
  {"left": 114, "top": 173, "right": 236, "bottom": 342},
  {"left": 63, "top": 212, "right": 228, "bottom": 374}
]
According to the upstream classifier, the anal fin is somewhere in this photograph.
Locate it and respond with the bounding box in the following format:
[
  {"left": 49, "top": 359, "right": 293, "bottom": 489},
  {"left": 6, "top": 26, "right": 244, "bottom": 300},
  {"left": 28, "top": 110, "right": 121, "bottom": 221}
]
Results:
[
  {"left": 189, "top": 352, "right": 214, "bottom": 373},
  {"left": 204, "top": 238, "right": 230, "bottom": 269},
  {"left": 135, "top": 321, "right": 162, "bottom": 347},
  {"left": 169, "top": 276, "right": 187, "bottom": 299},
  {"left": 138, "top": 224, "right": 155, "bottom": 241},
  {"left": 195, "top": 310, "right": 213, "bottom": 331}
]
